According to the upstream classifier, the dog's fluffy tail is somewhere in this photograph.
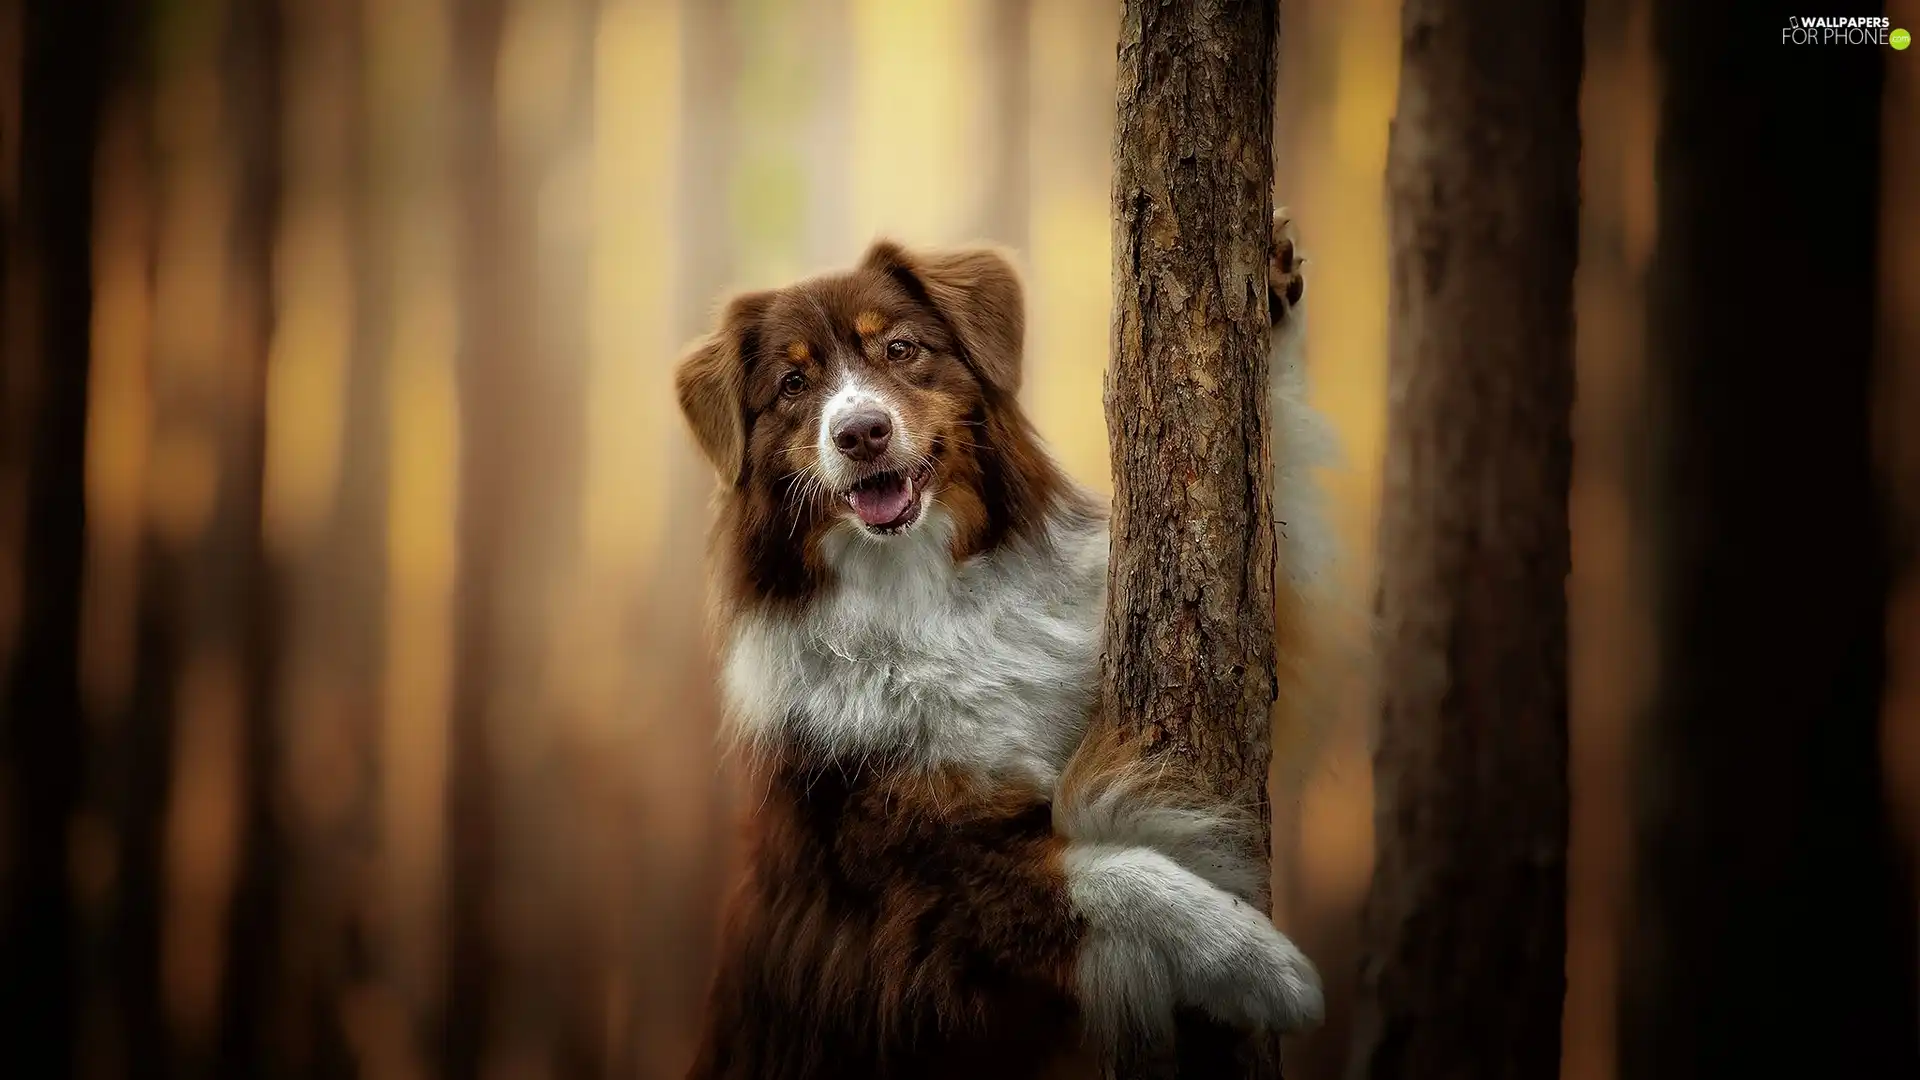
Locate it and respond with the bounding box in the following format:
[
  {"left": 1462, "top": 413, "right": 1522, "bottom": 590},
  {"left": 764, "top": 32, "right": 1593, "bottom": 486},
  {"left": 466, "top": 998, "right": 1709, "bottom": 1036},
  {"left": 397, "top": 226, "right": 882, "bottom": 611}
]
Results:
[
  {"left": 1268, "top": 217, "right": 1371, "bottom": 801},
  {"left": 1052, "top": 724, "right": 1269, "bottom": 905}
]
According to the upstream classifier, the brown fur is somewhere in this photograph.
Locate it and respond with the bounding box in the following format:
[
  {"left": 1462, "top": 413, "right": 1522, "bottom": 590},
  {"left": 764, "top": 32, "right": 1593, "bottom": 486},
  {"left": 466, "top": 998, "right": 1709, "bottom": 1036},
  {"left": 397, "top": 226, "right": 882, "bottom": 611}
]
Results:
[
  {"left": 1055, "top": 719, "right": 1269, "bottom": 906},
  {"left": 1057, "top": 722, "right": 1253, "bottom": 836},
  {"left": 676, "top": 241, "right": 1072, "bottom": 631},
  {"left": 686, "top": 753, "right": 1102, "bottom": 1080},
  {"left": 677, "top": 289, "right": 775, "bottom": 487}
]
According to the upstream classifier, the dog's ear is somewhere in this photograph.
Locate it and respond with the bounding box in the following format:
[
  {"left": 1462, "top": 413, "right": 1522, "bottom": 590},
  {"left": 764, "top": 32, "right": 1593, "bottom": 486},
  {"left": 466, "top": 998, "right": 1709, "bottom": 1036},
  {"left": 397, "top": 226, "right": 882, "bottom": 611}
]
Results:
[
  {"left": 675, "top": 290, "right": 773, "bottom": 486},
  {"left": 863, "top": 240, "right": 1025, "bottom": 395}
]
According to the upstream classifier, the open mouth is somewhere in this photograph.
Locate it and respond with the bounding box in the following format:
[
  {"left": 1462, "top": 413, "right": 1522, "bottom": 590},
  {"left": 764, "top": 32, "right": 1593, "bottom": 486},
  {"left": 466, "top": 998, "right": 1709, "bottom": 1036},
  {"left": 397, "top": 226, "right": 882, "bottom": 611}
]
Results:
[{"left": 842, "top": 464, "right": 934, "bottom": 533}]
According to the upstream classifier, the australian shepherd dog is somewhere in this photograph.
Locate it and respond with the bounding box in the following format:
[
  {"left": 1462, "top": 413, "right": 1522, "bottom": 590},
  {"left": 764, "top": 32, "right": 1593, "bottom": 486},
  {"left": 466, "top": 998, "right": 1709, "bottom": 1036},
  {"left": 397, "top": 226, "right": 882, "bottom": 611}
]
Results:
[{"left": 674, "top": 212, "right": 1334, "bottom": 1079}]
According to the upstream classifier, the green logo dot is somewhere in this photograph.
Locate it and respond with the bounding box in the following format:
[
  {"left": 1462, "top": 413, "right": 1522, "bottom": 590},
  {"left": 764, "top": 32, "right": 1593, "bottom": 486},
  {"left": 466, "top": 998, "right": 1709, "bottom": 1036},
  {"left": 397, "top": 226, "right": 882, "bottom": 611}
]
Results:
[{"left": 1895, "top": 28, "right": 1912, "bottom": 50}]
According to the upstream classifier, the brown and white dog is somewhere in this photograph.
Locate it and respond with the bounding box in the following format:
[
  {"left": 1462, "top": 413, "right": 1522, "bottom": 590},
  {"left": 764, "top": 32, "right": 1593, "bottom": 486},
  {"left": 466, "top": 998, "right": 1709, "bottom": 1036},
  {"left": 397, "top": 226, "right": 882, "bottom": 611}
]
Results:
[{"left": 675, "top": 214, "right": 1334, "bottom": 1080}]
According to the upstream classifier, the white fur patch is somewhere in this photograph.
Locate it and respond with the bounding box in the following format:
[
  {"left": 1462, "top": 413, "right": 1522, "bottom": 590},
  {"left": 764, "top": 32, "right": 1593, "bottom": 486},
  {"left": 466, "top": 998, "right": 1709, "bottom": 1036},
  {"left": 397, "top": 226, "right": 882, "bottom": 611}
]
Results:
[
  {"left": 1063, "top": 844, "right": 1323, "bottom": 1040},
  {"left": 720, "top": 505, "right": 1109, "bottom": 786},
  {"left": 816, "top": 373, "right": 912, "bottom": 491}
]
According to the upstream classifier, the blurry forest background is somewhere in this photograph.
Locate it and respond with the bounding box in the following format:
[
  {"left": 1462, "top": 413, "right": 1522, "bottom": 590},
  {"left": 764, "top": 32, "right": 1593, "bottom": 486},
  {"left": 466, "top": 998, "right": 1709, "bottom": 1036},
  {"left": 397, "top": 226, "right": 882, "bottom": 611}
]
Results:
[{"left": 2, "top": 0, "right": 1916, "bottom": 1079}]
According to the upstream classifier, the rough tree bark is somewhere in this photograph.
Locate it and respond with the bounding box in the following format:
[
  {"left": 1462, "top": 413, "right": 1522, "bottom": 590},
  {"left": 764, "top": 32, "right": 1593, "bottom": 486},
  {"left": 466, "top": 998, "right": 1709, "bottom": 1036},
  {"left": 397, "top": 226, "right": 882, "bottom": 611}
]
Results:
[
  {"left": 1617, "top": 4, "right": 1919, "bottom": 1077},
  {"left": 1348, "top": 1, "right": 1582, "bottom": 1079},
  {"left": 1103, "top": 2, "right": 1280, "bottom": 1077}
]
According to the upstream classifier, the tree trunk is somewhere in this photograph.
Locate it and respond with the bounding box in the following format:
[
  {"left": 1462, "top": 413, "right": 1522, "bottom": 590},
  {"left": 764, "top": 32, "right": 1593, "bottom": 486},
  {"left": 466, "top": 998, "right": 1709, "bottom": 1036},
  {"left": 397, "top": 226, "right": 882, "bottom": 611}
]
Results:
[
  {"left": 1104, "top": 2, "right": 1279, "bottom": 1076},
  {"left": 272, "top": 0, "right": 384, "bottom": 1072},
  {"left": 445, "top": 0, "right": 510, "bottom": 1073},
  {"left": 633, "top": 2, "right": 743, "bottom": 1070},
  {"left": 1348, "top": 1, "right": 1582, "bottom": 1078},
  {"left": 212, "top": 0, "right": 287, "bottom": 1074},
  {"left": 1616, "top": 5, "right": 1919, "bottom": 1077},
  {"left": 487, "top": 0, "right": 596, "bottom": 1073},
  {"left": 975, "top": 0, "right": 1029, "bottom": 251},
  {"left": 446, "top": 0, "right": 584, "bottom": 1072},
  {"left": 1880, "top": 0, "right": 1920, "bottom": 938},
  {"left": 0, "top": 0, "right": 124, "bottom": 1067}
]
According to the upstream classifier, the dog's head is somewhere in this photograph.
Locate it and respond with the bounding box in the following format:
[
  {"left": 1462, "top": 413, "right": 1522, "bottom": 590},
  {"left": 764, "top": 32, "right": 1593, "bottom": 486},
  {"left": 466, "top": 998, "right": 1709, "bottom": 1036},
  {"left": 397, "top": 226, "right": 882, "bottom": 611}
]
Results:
[{"left": 677, "top": 240, "right": 1057, "bottom": 599}]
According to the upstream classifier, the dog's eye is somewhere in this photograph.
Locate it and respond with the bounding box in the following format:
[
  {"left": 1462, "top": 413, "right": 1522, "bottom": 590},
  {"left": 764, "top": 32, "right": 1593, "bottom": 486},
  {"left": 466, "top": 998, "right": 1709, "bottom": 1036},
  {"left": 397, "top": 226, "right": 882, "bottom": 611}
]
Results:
[
  {"left": 886, "top": 340, "right": 918, "bottom": 363},
  {"left": 779, "top": 371, "right": 808, "bottom": 397}
]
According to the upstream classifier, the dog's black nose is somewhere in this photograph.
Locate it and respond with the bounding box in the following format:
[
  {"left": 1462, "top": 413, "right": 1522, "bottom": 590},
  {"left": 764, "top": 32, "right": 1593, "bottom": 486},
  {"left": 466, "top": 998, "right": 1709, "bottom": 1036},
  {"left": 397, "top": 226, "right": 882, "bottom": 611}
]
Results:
[{"left": 832, "top": 408, "right": 893, "bottom": 462}]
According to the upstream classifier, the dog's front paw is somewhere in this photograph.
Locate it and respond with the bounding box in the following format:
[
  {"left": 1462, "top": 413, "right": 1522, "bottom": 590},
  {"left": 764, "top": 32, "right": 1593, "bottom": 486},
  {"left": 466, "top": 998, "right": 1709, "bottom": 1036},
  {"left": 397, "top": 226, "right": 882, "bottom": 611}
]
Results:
[
  {"left": 1185, "top": 900, "right": 1325, "bottom": 1034},
  {"left": 1268, "top": 207, "right": 1306, "bottom": 327},
  {"left": 1066, "top": 845, "right": 1324, "bottom": 1044}
]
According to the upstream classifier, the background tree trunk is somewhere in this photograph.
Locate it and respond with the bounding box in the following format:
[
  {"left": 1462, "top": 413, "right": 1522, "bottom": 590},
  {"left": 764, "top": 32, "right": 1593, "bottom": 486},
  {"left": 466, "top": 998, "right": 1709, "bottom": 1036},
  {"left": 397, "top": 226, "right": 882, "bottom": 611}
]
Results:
[
  {"left": 975, "top": 0, "right": 1029, "bottom": 252},
  {"left": 445, "top": 0, "right": 512, "bottom": 1073},
  {"left": 0, "top": 0, "right": 125, "bottom": 1068},
  {"left": 1347, "top": 1, "right": 1582, "bottom": 1079},
  {"left": 121, "top": 0, "right": 284, "bottom": 1073},
  {"left": 1616, "top": 4, "right": 1920, "bottom": 1077},
  {"left": 212, "top": 0, "right": 287, "bottom": 1073},
  {"left": 272, "top": 0, "right": 384, "bottom": 1072},
  {"left": 1103, "top": 2, "right": 1279, "bottom": 1077},
  {"left": 484, "top": 0, "right": 597, "bottom": 1072}
]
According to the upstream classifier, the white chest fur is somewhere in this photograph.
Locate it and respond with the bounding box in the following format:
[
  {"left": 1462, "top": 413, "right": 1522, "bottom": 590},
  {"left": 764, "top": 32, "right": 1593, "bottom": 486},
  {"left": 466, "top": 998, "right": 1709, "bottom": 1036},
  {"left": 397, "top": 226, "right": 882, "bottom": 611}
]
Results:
[{"left": 720, "top": 502, "right": 1110, "bottom": 786}]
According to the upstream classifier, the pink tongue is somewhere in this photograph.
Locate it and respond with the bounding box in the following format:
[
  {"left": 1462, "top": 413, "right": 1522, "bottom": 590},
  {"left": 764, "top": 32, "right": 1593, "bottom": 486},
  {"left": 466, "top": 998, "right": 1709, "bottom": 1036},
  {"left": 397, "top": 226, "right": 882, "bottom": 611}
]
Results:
[{"left": 850, "top": 477, "right": 914, "bottom": 526}]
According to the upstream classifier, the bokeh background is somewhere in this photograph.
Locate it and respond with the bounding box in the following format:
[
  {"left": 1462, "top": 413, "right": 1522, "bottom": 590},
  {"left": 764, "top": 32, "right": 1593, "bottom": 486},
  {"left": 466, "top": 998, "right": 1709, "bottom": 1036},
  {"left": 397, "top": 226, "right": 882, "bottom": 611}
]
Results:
[{"left": 3, "top": 0, "right": 1916, "bottom": 1078}]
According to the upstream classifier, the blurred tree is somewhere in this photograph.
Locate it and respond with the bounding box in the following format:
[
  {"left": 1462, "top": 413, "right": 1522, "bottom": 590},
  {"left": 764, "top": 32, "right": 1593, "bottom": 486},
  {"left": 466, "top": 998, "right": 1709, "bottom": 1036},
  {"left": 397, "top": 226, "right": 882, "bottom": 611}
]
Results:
[
  {"left": 1878, "top": 0, "right": 1920, "bottom": 886},
  {"left": 1103, "top": 2, "right": 1281, "bottom": 1077},
  {"left": 1617, "top": 3, "right": 1920, "bottom": 1077},
  {"left": 975, "top": 0, "right": 1028, "bottom": 251},
  {"left": 211, "top": 0, "right": 287, "bottom": 1074},
  {"left": 5, "top": 0, "right": 293, "bottom": 1074},
  {"left": 1561, "top": 3, "right": 1654, "bottom": 1080},
  {"left": 270, "top": 0, "right": 385, "bottom": 1072},
  {"left": 361, "top": 0, "right": 461, "bottom": 1068},
  {"left": 445, "top": 0, "right": 606, "bottom": 1071},
  {"left": 488, "top": 0, "right": 602, "bottom": 1073},
  {"left": 643, "top": 0, "right": 744, "bottom": 1071},
  {"left": 0, "top": 0, "right": 128, "bottom": 1071},
  {"left": 444, "top": 0, "right": 510, "bottom": 1074},
  {"left": 1347, "top": 2, "right": 1582, "bottom": 1080}
]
